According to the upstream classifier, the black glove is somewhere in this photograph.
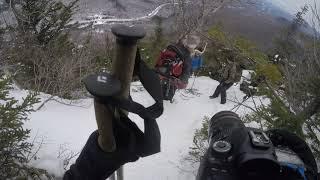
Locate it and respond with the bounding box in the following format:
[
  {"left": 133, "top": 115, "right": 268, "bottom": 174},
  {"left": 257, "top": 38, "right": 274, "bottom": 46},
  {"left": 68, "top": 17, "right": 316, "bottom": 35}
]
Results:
[
  {"left": 67, "top": 48, "right": 162, "bottom": 180},
  {"left": 267, "top": 129, "right": 318, "bottom": 180},
  {"left": 64, "top": 114, "right": 160, "bottom": 180},
  {"left": 63, "top": 130, "right": 139, "bottom": 180}
]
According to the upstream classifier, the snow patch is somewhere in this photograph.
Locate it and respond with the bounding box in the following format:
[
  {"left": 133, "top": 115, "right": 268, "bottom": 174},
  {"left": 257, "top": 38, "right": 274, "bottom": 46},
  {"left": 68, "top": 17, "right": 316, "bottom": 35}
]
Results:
[
  {"left": 22, "top": 74, "right": 266, "bottom": 179},
  {"left": 75, "top": 3, "right": 172, "bottom": 28}
]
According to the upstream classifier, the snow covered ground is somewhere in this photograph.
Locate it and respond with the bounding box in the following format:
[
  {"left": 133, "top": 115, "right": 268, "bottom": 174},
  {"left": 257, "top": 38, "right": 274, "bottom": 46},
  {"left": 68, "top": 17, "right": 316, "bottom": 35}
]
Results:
[
  {"left": 269, "top": 0, "right": 318, "bottom": 30},
  {"left": 76, "top": 2, "right": 172, "bottom": 27},
  {"left": 17, "top": 73, "right": 264, "bottom": 179}
]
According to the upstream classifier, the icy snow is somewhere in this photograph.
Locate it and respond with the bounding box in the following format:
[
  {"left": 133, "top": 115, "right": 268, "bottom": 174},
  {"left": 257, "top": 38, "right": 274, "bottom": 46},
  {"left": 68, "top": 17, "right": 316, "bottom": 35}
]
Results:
[
  {"left": 20, "top": 74, "right": 264, "bottom": 179},
  {"left": 76, "top": 3, "right": 172, "bottom": 27}
]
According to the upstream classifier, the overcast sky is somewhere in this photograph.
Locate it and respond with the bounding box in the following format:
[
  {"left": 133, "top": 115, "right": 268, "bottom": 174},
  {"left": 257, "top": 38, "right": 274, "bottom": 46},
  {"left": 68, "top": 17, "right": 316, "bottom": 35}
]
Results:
[{"left": 269, "top": 0, "right": 319, "bottom": 29}]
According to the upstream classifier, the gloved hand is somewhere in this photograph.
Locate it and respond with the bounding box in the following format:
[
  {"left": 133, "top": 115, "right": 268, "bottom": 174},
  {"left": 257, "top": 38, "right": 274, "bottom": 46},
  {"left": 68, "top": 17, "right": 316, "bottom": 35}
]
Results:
[
  {"left": 63, "top": 130, "right": 139, "bottom": 180},
  {"left": 64, "top": 111, "right": 160, "bottom": 180},
  {"left": 267, "top": 129, "right": 318, "bottom": 180}
]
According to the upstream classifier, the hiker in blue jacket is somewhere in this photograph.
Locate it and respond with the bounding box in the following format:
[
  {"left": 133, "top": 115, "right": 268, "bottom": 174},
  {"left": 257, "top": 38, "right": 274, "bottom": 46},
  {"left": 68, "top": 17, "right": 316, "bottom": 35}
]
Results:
[{"left": 191, "top": 43, "right": 207, "bottom": 74}]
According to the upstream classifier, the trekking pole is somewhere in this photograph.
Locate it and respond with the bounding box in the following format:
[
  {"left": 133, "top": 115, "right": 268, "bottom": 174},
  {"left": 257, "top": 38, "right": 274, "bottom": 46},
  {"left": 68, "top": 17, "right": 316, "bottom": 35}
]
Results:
[
  {"left": 89, "top": 24, "right": 146, "bottom": 180},
  {"left": 190, "top": 71, "right": 198, "bottom": 90},
  {"left": 187, "top": 70, "right": 200, "bottom": 94},
  {"left": 112, "top": 24, "right": 146, "bottom": 180}
]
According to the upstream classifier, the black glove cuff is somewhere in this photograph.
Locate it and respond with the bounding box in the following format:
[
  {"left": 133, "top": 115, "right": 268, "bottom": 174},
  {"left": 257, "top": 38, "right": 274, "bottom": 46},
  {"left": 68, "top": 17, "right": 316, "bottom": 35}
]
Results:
[{"left": 65, "top": 131, "right": 139, "bottom": 180}]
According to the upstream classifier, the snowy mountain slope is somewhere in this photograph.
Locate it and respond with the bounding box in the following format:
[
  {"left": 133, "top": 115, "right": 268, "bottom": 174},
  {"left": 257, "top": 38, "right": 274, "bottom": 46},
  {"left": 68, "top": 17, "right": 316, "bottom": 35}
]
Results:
[
  {"left": 2, "top": 0, "right": 316, "bottom": 50},
  {"left": 72, "top": 0, "right": 166, "bottom": 23},
  {"left": 271, "top": 0, "right": 320, "bottom": 33},
  {"left": 269, "top": 0, "right": 317, "bottom": 30},
  {"left": 68, "top": 0, "right": 315, "bottom": 50},
  {"left": 20, "top": 73, "right": 264, "bottom": 179}
]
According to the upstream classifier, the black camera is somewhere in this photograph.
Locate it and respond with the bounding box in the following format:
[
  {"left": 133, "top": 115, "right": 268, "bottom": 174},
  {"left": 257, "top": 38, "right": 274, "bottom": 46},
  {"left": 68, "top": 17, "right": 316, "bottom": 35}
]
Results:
[{"left": 196, "top": 111, "right": 309, "bottom": 180}]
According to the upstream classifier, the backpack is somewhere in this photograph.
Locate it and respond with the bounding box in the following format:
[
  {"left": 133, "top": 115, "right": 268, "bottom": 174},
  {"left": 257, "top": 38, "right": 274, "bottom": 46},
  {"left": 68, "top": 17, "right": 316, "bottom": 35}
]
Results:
[{"left": 155, "top": 44, "right": 185, "bottom": 78}]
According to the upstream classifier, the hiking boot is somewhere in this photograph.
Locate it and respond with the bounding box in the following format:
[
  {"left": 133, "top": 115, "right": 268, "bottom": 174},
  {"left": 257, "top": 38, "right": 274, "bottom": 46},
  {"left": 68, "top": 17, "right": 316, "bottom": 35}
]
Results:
[
  {"left": 209, "top": 95, "right": 218, "bottom": 99},
  {"left": 220, "top": 97, "right": 227, "bottom": 104}
]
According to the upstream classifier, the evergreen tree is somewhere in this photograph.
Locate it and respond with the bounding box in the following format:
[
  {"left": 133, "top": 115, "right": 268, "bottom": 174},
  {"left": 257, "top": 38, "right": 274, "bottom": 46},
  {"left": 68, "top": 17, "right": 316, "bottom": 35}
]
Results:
[
  {"left": 0, "top": 76, "right": 42, "bottom": 179},
  {"left": 205, "top": 24, "right": 281, "bottom": 83},
  {"left": 8, "top": 0, "right": 79, "bottom": 44},
  {"left": 186, "top": 116, "right": 210, "bottom": 164},
  {"left": 140, "top": 16, "right": 168, "bottom": 67},
  {"left": 243, "top": 6, "right": 320, "bottom": 158},
  {"left": 3, "top": 0, "right": 94, "bottom": 99}
]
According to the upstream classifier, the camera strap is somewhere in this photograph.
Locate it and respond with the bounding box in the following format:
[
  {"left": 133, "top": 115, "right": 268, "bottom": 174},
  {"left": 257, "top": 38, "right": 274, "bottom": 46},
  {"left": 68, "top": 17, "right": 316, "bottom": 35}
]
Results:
[{"left": 282, "top": 163, "right": 307, "bottom": 180}]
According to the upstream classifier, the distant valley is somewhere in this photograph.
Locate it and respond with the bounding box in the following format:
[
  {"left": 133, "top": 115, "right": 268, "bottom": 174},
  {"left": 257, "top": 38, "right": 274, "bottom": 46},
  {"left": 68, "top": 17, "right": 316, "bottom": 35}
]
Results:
[{"left": 69, "top": 0, "right": 314, "bottom": 50}]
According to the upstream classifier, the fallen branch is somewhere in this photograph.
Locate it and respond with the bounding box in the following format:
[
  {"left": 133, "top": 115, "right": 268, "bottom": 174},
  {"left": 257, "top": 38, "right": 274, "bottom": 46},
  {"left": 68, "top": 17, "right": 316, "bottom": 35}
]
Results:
[
  {"left": 228, "top": 98, "right": 257, "bottom": 112},
  {"left": 36, "top": 95, "right": 92, "bottom": 110},
  {"left": 36, "top": 95, "right": 55, "bottom": 110}
]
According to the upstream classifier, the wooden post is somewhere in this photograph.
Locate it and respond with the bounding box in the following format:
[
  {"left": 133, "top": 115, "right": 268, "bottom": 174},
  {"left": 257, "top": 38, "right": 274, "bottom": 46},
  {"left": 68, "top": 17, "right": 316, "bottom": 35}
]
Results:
[{"left": 93, "top": 24, "right": 146, "bottom": 180}]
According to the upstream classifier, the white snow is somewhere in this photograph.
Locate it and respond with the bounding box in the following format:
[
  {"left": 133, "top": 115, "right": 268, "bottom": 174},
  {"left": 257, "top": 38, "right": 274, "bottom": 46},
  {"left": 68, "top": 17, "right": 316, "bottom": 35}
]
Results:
[
  {"left": 76, "top": 3, "right": 172, "bottom": 27},
  {"left": 269, "top": 0, "right": 319, "bottom": 31},
  {"left": 19, "top": 74, "right": 264, "bottom": 179}
]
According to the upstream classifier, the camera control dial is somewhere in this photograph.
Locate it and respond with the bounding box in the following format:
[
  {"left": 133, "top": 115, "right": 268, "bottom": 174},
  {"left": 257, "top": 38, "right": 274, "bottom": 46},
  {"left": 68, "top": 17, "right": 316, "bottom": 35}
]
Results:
[{"left": 212, "top": 141, "right": 232, "bottom": 157}]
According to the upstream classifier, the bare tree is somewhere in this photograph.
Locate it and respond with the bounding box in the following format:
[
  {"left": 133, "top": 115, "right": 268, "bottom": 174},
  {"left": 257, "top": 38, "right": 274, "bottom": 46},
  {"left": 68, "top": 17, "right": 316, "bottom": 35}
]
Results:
[
  {"left": 4, "top": 31, "right": 114, "bottom": 103},
  {"left": 57, "top": 144, "right": 80, "bottom": 170},
  {"left": 5, "top": 0, "right": 78, "bottom": 44},
  {"left": 171, "top": 0, "right": 231, "bottom": 39},
  {"left": 109, "top": 0, "right": 126, "bottom": 11}
]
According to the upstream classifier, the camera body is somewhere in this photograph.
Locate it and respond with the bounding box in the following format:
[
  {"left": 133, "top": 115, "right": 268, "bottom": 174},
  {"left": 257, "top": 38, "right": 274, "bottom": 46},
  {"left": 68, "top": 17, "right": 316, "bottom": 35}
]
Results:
[{"left": 196, "top": 111, "right": 305, "bottom": 180}]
